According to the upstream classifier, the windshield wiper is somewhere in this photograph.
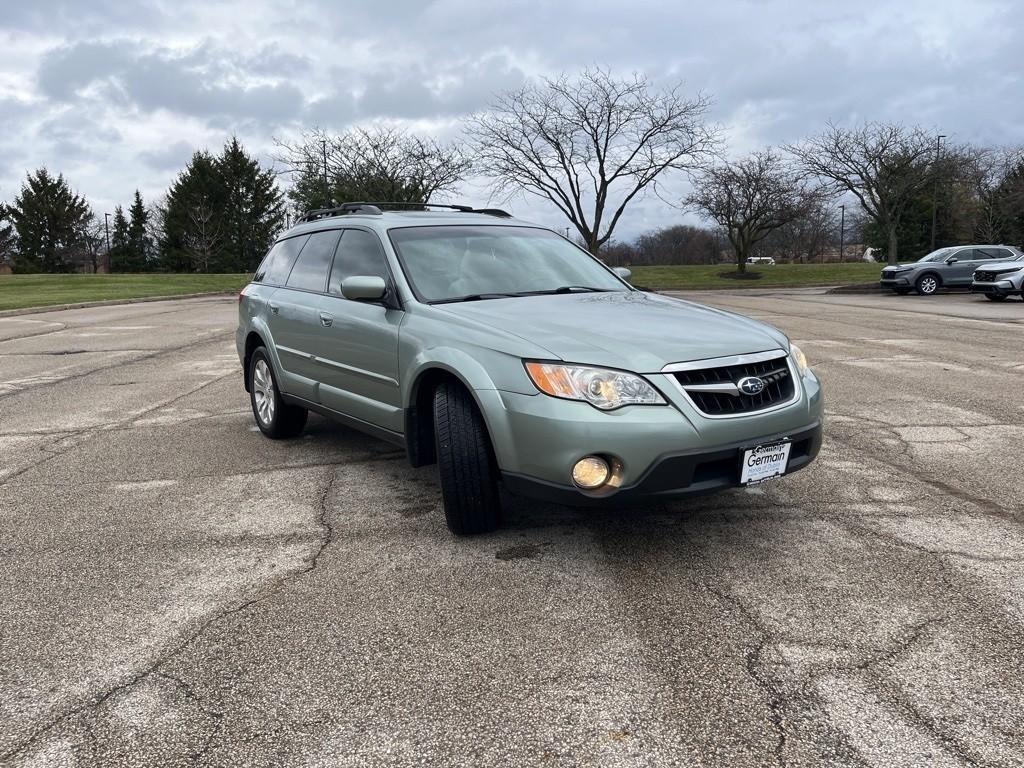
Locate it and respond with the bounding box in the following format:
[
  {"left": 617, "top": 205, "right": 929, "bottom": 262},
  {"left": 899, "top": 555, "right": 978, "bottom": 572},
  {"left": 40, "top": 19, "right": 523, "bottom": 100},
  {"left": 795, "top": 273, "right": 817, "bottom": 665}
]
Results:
[
  {"left": 431, "top": 293, "right": 518, "bottom": 304},
  {"left": 432, "top": 286, "right": 614, "bottom": 304},
  {"left": 520, "top": 286, "right": 615, "bottom": 296}
]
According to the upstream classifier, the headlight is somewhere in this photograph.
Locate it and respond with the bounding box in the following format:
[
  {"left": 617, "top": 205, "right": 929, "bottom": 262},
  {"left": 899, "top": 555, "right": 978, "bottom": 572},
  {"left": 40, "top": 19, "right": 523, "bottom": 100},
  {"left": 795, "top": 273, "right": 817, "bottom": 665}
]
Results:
[
  {"left": 524, "top": 362, "right": 665, "bottom": 410},
  {"left": 790, "top": 343, "right": 810, "bottom": 375}
]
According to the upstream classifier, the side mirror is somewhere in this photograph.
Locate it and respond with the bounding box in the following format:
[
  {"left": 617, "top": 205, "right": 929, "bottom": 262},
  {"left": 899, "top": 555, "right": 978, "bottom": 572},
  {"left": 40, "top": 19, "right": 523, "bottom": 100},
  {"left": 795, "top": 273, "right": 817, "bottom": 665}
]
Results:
[
  {"left": 613, "top": 266, "right": 632, "bottom": 282},
  {"left": 341, "top": 275, "right": 387, "bottom": 301},
  {"left": 946, "top": 257, "right": 958, "bottom": 264}
]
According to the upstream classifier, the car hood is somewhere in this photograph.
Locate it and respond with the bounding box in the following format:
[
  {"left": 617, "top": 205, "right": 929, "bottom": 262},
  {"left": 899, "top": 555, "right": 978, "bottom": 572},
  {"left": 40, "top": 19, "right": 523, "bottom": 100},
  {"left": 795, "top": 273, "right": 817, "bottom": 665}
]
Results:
[{"left": 435, "top": 291, "right": 788, "bottom": 373}]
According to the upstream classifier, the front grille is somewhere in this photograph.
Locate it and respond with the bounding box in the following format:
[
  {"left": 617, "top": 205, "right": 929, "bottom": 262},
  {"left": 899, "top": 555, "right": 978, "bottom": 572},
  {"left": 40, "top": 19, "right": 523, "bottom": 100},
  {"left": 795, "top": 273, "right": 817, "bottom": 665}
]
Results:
[
  {"left": 976, "top": 271, "right": 996, "bottom": 282},
  {"left": 672, "top": 355, "right": 795, "bottom": 416}
]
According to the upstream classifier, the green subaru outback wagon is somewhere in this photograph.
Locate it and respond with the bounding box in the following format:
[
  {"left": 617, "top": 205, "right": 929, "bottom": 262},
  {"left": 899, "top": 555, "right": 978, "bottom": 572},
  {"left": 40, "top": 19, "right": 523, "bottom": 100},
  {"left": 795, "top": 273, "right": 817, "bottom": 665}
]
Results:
[{"left": 237, "top": 202, "right": 823, "bottom": 535}]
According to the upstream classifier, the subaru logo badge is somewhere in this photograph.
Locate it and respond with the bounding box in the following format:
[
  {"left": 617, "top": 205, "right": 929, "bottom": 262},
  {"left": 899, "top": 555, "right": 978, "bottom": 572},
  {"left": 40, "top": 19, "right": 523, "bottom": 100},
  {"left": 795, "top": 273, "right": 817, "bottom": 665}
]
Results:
[{"left": 738, "top": 376, "right": 766, "bottom": 395}]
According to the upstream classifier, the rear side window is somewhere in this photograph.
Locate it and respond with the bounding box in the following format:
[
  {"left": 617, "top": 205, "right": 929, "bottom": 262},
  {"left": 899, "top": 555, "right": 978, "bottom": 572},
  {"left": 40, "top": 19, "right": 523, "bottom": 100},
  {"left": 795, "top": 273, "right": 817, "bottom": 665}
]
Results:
[
  {"left": 328, "top": 229, "right": 389, "bottom": 296},
  {"left": 286, "top": 230, "right": 341, "bottom": 292},
  {"left": 258, "top": 235, "right": 310, "bottom": 285},
  {"left": 979, "top": 248, "right": 1011, "bottom": 260}
]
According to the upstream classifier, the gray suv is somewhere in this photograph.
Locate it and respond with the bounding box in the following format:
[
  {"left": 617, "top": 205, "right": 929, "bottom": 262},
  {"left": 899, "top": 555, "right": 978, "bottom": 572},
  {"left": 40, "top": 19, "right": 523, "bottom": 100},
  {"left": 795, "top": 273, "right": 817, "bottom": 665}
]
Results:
[
  {"left": 880, "top": 245, "right": 1023, "bottom": 295},
  {"left": 237, "top": 202, "right": 823, "bottom": 535}
]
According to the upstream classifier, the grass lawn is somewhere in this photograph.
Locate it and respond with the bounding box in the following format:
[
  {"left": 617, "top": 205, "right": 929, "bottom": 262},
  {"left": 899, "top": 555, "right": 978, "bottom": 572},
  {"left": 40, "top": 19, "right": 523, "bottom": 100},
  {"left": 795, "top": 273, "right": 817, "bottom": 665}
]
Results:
[
  {"left": 0, "top": 273, "right": 250, "bottom": 312},
  {"left": 630, "top": 263, "right": 881, "bottom": 291}
]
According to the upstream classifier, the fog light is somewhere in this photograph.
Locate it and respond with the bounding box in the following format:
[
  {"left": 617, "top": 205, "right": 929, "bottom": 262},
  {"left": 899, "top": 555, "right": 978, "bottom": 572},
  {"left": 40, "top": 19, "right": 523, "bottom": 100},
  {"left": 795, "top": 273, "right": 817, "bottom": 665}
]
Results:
[{"left": 572, "top": 456, "right": 611, "bottom": 489}]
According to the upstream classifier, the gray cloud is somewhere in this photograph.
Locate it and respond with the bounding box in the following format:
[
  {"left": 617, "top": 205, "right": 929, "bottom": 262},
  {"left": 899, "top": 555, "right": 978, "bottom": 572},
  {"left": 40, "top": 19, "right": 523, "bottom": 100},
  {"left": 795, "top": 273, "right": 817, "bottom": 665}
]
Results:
[
  {"left": 4, "top": 0, "right": 1023, "bottom": 237},
  {"left": 37, "top": 40, "right": 306, "bottom": 125},
  {"left": 137, "top": 141, "right": 196, "bottom": 172}
]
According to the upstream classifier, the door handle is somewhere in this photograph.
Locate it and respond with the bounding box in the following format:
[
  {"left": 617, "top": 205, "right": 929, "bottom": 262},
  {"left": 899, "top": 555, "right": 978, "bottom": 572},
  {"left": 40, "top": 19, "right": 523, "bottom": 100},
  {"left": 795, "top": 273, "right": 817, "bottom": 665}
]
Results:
[
  {"left": 319, "top": 312, "right": 334, "bottom": 328},
  {"left": 269, "top": 303, "right": 280, "bottom": 314}
]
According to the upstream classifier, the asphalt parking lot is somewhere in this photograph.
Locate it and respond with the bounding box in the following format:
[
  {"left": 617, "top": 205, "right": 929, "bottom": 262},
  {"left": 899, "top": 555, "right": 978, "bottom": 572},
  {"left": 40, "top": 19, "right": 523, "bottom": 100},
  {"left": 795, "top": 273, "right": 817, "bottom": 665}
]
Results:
[{"left": 1, "top": 289, "right": 1023, "bottom": 767}]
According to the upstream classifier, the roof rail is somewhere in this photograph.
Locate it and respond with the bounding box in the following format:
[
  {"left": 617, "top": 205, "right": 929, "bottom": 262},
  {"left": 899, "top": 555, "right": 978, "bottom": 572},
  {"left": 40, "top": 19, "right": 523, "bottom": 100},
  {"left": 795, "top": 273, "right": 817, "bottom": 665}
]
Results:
[
  {"left": 296, "top": 201, "right": 513, "bottom": 224},
  {"left": 298, "top": 203, "right": 383, "bottom": 222},
  {"left": 355, "top": 201, "right": 475, "bottom": 213}
]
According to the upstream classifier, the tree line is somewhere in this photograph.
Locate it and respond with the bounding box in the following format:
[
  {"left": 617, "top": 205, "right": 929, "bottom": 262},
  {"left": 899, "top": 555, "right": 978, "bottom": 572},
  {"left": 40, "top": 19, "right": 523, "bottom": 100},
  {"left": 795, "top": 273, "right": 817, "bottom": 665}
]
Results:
[{"left": 3, "top": 67, "right": 1024, "bottom": 274}]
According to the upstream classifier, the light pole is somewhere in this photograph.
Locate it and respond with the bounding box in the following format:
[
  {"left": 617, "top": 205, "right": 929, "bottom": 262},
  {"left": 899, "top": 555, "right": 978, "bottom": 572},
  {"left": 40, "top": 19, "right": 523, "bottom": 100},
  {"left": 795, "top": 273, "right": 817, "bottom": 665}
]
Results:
[
  {"left": 103, "top": 212, "right": 111, "bottom": 272},
  {"left": 322, "top": 139, "right": 330, "bottom": 209},
  {"left": 839, "top": 204, "right": 845, "bottom": 262},
  {"left": 930, "top": 134, "right": 946, "bottom": 251}
]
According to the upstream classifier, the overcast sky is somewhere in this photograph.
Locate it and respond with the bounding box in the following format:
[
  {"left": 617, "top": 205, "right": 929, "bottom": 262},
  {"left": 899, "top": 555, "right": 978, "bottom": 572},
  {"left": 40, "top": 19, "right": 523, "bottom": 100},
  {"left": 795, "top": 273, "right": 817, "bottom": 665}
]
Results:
[{"left": 1, "top": 0, "right": 1021, "bottom": 241}]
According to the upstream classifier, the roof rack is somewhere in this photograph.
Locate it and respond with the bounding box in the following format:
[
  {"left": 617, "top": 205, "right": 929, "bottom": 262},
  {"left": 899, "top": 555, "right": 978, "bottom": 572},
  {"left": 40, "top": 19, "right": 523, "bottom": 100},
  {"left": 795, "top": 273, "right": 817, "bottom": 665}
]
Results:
[{"left": 296, "top": 201, "right": 512, "bottom": 223}]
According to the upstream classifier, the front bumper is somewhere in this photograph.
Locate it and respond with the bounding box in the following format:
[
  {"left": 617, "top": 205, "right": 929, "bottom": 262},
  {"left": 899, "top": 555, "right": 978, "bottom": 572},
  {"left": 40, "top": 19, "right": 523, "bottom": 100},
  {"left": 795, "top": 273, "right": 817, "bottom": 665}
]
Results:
[
  {"left": 970, "top": 280, "right": 1021, "bottom": 296},
  {"left": 477, "top": 367, "right": 823, "bottom": 506},
  {"left": 880, "top": 273, "right": 911, "bottom": 288},
  {"left": 502, "top": 420, "right": 822, "bottom": 506}
]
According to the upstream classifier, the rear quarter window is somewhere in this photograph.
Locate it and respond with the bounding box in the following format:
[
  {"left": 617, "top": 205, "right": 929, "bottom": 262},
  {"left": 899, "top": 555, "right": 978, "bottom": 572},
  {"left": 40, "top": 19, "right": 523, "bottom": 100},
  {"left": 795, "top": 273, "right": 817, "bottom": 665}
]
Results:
[
  {"left": 286, "top": 230, "right": 341, "bottom": 292},
  {"left": 259, "top": 235, "right": 310, "bottom": 285}
]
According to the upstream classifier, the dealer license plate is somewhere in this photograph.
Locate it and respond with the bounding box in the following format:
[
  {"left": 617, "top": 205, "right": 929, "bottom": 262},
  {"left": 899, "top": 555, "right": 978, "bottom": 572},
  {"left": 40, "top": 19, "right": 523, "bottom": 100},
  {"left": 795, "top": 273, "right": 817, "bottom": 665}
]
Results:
[{"left": 740, "top": 441, "right": 792, "bottom": 485}]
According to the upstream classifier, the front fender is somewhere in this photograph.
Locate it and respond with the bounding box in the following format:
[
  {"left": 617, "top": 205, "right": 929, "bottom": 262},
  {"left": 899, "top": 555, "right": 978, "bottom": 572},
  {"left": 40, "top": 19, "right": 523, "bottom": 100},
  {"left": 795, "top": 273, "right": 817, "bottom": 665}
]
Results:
[{"left": 403, "top": 345, "right": 534, "bottom": 407}]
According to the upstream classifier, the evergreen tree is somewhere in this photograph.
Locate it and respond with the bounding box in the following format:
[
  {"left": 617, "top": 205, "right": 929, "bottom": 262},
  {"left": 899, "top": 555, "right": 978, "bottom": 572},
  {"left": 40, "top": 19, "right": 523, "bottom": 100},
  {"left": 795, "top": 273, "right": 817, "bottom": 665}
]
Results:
[
  {"left": 215, "top": 137, "right": 285, "bottom": 272},
  {"left": 109, "top": 206, "right": 130, "bottom": 271},
  {"left": 159, "top": 151, "right": 224, "bottom": 272},
  {"left": 8, "top": 169, "right": 92, "bottom": 272},
  {"left": 126, "top": 190, "right": 151, "bottom": 271},
  {"left": 159, "top": 140, "right": 284, "bottom": 272}
]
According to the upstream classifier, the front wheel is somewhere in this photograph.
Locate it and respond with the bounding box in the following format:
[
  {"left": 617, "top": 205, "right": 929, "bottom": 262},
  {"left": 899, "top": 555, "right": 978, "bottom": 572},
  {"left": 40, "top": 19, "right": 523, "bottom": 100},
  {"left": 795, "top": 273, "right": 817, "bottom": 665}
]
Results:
[
  {"left": 249, "top": 347, "right": 308, "bottom": 439},
  {"left": 985, "top": 293, "right": 1007, "bottom": 302},
  {"left": 915, "top": 274, "right": 939, "bottom": 296},
  {"left": 433, "top": 382, "right": 501, "bottom": 535}
]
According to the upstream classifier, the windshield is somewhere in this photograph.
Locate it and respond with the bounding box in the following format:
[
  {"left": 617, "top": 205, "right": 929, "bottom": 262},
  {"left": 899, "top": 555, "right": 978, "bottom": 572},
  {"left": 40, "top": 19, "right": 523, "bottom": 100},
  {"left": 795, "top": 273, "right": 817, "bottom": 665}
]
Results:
[
  {"left": 388, "top": 225, "right": 630, "bottom": 303},
  {"left": 917, "top": 247, "right": 956, "bottom": 263}
]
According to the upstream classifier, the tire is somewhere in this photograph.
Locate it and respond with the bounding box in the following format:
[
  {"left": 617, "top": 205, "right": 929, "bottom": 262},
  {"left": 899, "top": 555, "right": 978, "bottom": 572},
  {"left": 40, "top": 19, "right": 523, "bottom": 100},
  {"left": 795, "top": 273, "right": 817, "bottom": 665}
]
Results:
[
  {"left": 915, "top": 274, "right": 939, "bottom": 296},
  {"left": 894, "top": 288, "right": 911, "bottom": 295},
  {"left": 433, "top": 381, "right": 501, "bottom": 535},
  {"left": 249, "top": 347, "right": 308, "bottom": 439},
  {"left": 985, "top": 293, "right": 1007, "bottom": 302}
]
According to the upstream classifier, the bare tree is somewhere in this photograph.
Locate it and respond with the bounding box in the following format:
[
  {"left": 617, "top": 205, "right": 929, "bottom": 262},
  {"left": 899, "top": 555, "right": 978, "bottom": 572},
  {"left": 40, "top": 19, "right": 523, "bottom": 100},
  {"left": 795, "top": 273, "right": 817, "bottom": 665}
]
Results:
[
  {"left": 954, "top": 145, "right": 1024, "bottom": 243},
  {"left": 787, "top": 122, "right": 937, "bottom": 264},
  {"left": 0, "top": 204, "right": 16, "bottom": 268},
  {"left": 468, "top": 68, "right": 719, "bottom": 254},
  {"left": 74, "top": 216, "right": 107, "bottom": 273},
  {"left": 685, "top": 150, "right": 825, "bottom": 272},
  {"left": 184, "top": 199, "right": 221, "bottom": 273},
  {"left": 274, "top": 126, "right": 472, "bottom": 213},
  {"left": 756, "top": 200, "right": 840, "bottom": 263}
]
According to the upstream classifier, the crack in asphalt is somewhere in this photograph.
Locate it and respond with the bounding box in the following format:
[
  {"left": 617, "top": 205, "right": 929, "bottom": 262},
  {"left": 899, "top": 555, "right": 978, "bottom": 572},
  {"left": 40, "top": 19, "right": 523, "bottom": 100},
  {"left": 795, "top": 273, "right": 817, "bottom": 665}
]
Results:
[
  {"left": 0, "top": 330, "right": 233, "bottom": 403},
  {"left": 0, "top": 368, "right": 241, "bottom": 488},
  {"left": 150, "top": 671, "right": 226, "bottom": 765},
  {"left": 825, "top": 415, "right": 1020, "bottom": 523},
  {"left": 700, "top": 581, "right": 792, "bottom": 768},
  {"left": 0, "top": 467, "right": 341, "bottom": 764},
  {"left": 2, "top": 451, "right": 406, "bottom": 490}
]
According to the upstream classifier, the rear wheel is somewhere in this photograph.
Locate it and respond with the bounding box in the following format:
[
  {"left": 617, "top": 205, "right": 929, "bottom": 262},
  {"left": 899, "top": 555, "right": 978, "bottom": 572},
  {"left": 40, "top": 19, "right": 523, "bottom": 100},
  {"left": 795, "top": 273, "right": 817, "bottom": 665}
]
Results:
[
  {"left": 915, "top": 274, "right": 939, "bottom": 296},
  {"left": 249, "top": 348, "right": 308, "bottom": 439},
  {"left": 985, "top": 293, "right": 1007, "bottom": 302},
  {"left": 433, "top": 381, "right": 501, "bottom": 535}
]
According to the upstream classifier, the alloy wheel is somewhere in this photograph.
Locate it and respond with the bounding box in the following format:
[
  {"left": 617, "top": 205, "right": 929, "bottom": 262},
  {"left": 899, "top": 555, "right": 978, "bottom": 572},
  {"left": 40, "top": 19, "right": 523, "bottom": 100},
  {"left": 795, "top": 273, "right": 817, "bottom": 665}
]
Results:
[{"left": 252, "top": 359, "right": 276, "bottom": 425}]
